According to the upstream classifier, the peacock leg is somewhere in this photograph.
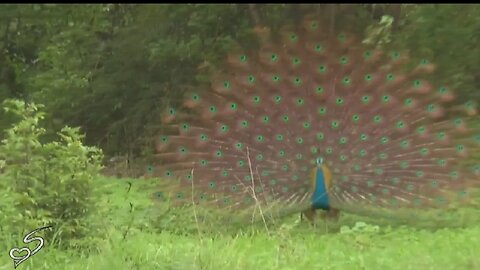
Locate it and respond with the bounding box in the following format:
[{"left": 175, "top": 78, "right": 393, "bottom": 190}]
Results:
[{"left": 301, "top": 206, "right": 317, "bottom": 224}]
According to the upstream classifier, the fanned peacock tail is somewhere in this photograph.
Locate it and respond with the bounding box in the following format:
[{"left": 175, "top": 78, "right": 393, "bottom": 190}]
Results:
[{"left": 146, "top": 16, "right": 480, "bottom": 227}]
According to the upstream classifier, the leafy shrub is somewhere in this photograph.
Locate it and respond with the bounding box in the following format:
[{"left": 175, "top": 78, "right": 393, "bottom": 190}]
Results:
[{"left": 0, "top": 99, "right": 104, "bottom": 249}]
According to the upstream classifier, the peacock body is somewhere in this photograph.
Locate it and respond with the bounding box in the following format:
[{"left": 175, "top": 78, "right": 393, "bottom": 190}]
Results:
[{"left": 147, "top": 16, "right": 480, "bottom": 227}]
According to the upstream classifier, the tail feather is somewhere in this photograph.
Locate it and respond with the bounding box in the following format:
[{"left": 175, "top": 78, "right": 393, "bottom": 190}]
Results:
[{"left": 147, "top": 15, "right": 480, "bottom": 227}]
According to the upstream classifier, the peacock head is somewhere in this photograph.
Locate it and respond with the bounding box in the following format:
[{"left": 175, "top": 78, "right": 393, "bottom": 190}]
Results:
[{"left": 315, "top": 156, "right": 324, "bottom": 167}]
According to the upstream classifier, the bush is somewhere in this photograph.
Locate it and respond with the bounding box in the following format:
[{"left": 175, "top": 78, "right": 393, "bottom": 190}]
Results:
[{"left": 0, "top": 99, "right": 104, "bottom": 249}]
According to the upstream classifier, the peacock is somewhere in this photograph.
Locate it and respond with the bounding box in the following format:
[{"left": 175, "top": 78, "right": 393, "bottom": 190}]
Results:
[{"left": 145, "top": 15, "right": 480, "bottom": 228}]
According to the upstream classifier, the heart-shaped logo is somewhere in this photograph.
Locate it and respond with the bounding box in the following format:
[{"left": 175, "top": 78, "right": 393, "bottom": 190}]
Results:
[
  {"left": 9, "top": 247, "right": 31, "bottom": 268},
  {"left": 9, "top": 225, "right": 52, "bottom": 268}
]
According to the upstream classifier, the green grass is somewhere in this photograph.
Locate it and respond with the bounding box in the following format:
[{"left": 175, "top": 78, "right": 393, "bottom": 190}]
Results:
[{"left": 1, "top": 176, "right": 479, "bottom": 270}]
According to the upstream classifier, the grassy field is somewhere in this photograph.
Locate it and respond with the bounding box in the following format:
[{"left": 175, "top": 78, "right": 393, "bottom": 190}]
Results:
[{"left": 1, "top": 176, "right": 479, "bottom": 270}]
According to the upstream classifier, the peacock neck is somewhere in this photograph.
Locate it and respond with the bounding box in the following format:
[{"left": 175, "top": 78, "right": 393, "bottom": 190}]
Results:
[{"left": 311, "top": 164, "right": 332, "bottom": 210}]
